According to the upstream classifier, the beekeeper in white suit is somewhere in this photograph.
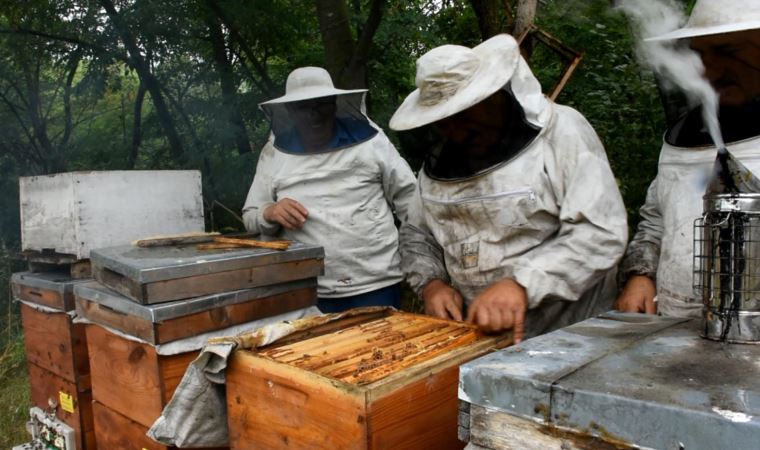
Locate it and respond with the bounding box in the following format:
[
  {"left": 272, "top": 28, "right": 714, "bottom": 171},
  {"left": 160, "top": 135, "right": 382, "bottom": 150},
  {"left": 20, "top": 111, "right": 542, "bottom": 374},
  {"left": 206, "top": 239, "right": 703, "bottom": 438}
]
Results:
[
  {"left": 391, "top": 34, "right": 628, "bottom": 342},
  {"left": 243, "top": 67, "right": 416, "bottom": 313},
  {"left": 616, "top": 0, "right": 760, "bottom": 317}
]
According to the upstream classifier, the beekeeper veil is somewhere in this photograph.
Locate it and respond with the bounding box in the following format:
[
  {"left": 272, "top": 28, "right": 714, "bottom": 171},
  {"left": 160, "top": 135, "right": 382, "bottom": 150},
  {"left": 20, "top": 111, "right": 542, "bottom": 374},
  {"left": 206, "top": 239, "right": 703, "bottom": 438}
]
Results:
[
  {"left": 389, "top": 34, "right": 551, "bottom": 180},
  {"left": 259, "top": 67, "right": 378, "bottom": 154}
]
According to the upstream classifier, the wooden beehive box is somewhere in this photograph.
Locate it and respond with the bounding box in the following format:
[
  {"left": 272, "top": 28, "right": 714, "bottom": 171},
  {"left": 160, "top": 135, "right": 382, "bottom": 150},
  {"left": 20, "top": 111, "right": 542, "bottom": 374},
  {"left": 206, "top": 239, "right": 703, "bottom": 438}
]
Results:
[
  {"left": 226, "top": 309, "right": 511, "bottom": 450},
  {"left": 91, "top": 242, "right": 324, "bottom": 304},
  {"left": 84, "top": 323, "right": 199, "bottom": 429},
  {"left": 91, "top": 401, "right": 226, "bottom": 450},
  {"left": 12, "top": 271, "right": 96, "bottom": 449},
  {"left": 75, "top": 279, "right": 317, "bottom": 345},
  {"left": 20, "top": 171, "right": 204, "bottom": 260}
]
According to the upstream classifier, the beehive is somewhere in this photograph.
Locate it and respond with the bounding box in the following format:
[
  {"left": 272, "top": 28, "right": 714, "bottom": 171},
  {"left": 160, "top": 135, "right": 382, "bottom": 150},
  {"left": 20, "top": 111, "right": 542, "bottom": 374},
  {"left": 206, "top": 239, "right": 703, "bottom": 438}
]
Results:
[
  {"left": 226, "top": 309, "right": 511, "bottom": 450},
  {"left": 12, "top": 271, "right": 95, "bottom": 449}
]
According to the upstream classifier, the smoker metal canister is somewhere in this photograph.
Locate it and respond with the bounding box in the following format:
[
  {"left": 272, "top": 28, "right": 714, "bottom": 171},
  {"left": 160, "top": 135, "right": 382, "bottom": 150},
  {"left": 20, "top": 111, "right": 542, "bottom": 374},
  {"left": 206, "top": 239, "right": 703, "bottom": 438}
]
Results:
[{"left": 696, "top": 193, "right": 760, "bottom": 343}]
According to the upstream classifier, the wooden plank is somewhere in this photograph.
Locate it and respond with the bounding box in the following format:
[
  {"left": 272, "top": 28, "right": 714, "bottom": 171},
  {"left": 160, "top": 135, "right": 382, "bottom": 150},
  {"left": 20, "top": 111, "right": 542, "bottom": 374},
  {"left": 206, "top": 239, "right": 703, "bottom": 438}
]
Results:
[
  {"left": 227, "top": 351, "right": 367, "bottom": 450},
  {"left": 143, "top": 259, "right": 323, "bottom": 304},
  {"left": 159, "top": 351, "right": 199, "bottom": 405},
  {"left": 92, "top": 401, "right": 227, "bottom": 450},
  {"left": 86, "top": 324, "right": 163, "bottom": 428},
  {"left": 93, "top": 400, "right": 169, "bottom": 450},
  {"left": 21, "top": 303, "right": 90, "bottom": 389},
  {"left": 468, "top": 405, "right": 634, "bottom": 450},
  {"left": 27, "top": 363, "right": 96, "bottom": 450},
  {"left": 86, "top": 324, "right": 201, "bottom": 428},
  {"left": 367, "top": 365, "right": 464, "bottom": 450},
  {"left": 92, "top": 266, "right": 145, "bottom": 302}
]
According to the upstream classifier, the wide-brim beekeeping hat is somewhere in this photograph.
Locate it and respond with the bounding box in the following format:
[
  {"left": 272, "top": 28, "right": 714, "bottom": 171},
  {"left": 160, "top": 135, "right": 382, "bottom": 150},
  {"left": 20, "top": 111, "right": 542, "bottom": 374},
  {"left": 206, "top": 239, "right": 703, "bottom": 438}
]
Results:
[
  {"left": 260, "top": 67, "right": 366, "bottom": 105},
  {"left": 390, "top": 34, "right": 528, "bottom": 131},
  {"left": 647, "top": 0, "right": 760, "bottom": 41}
]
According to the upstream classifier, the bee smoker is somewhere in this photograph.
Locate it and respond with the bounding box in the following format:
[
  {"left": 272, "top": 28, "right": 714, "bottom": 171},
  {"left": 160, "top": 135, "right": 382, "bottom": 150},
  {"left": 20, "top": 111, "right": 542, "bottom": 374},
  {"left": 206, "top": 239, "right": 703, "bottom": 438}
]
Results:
[{"left": 694, "top": 148, "right": 760, "bottom": 343}]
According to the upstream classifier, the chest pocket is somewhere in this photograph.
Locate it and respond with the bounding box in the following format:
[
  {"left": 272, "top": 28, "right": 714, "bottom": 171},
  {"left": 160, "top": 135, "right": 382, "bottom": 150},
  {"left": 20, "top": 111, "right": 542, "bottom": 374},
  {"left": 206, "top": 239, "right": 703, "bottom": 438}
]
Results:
[{"left": 421, "top": 187, "right": 538, "bottom": 275}]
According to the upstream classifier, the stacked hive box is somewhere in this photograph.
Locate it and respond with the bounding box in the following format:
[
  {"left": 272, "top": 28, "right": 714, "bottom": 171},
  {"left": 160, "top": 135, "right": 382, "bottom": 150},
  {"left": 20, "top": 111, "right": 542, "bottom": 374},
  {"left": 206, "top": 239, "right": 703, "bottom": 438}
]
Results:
[
  {"left": 15, "top": 170, "right": 205, "bottom": 450},
  {"left": 12, "top": 272, "right": 96, "bottom": 450},
  {"left": 226, "top": 308, "right": 512, "bottom": 450},
  {"left": 78, "top": 242, "right": 324, "bottom": 449}
]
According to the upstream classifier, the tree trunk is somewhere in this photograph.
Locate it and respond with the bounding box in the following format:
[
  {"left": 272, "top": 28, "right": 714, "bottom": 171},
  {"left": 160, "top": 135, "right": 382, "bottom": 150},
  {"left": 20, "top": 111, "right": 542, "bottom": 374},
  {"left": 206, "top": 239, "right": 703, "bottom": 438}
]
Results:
[
  {"left": 128, "top": 81, "right": 146, "bottom": 169},
  {"left": 204, "top": 6, "right": 251, "bottom": 155},
  {"left": 315, "top": 0, "right": 387, "bottom": 89},
  {"left": 98, "top": 0, "right": 185, "bottom": 162},
  {"left": 514, "top": 0, "right": 537, "bottom": 38},
  {"left": 469, "top": 0, "right": 505, "bottom": 39}
]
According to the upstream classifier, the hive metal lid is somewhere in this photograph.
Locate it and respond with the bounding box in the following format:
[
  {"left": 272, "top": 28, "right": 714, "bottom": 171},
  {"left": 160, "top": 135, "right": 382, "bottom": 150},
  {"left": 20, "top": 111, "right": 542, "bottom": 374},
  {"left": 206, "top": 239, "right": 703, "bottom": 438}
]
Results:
[
  {"left": 90, "top": 241, "right": 325, "bottom": 284},
  {"left": 11, "top": 271, "right": 91, "bottom": 293},
  {"left": 460, "top": 312, "right": 760, "bottom": 450},
  {"left": 74, "top": 278, "right": 317, "bottom": 322}
]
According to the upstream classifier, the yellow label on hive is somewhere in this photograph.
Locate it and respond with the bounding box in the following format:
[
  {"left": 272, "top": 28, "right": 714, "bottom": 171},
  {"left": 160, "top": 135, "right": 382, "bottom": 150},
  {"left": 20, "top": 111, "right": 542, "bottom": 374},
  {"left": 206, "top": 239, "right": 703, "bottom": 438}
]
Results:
[{"left": 59, "top": 391, "right": 75, "bottom": 413}]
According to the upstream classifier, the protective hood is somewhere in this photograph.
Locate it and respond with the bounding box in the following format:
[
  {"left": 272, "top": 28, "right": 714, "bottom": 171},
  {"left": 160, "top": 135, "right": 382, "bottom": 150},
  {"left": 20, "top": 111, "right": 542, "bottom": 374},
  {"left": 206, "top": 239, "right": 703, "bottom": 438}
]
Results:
[
  {"left": 259, "top": 67, "right": 377, "bottom": 154},
  {"left": 390, "top": 34, "right": 551, "bottom": 131}
]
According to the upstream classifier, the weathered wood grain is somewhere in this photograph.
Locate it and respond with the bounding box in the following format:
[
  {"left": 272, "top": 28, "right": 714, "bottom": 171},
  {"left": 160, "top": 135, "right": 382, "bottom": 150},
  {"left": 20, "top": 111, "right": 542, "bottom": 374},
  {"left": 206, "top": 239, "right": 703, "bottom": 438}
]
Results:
[
  {"left": 27, "top": 363, "right": 96, "bottom": 450},
  {"left": 21, "top": 303, "right": 90, "bottom": 389},
  {"left": 227, "top": 351, "right": 367, "bottom": 450},
  {"left": 85, "top": 324, "right": 198, "bottom": 428},
  {"left": 468, "top": 405, "right": 634, "bottom": 450}
]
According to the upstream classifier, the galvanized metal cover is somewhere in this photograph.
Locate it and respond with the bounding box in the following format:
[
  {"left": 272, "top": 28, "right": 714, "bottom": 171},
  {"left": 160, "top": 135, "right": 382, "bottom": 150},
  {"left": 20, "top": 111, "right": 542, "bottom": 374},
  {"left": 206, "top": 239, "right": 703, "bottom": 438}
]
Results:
[
  {"left": 459, "top": 312, "right": 760, "bottom": 450},
  {"left": 90, "top": 241, "right": 325, "bottom": 283},
  {"left": 74, "top": 279, "right": 317, "bottom": 322},
  {"left": 11, "top": 271, "right": 89, "bottom": 293}
]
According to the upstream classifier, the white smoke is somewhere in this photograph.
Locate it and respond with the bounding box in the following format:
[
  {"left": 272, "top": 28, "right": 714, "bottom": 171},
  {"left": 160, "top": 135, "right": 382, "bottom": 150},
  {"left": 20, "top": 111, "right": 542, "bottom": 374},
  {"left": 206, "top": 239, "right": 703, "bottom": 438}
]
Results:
[{"left": 617, "top": 0, "right": 724, "bottom": 148}]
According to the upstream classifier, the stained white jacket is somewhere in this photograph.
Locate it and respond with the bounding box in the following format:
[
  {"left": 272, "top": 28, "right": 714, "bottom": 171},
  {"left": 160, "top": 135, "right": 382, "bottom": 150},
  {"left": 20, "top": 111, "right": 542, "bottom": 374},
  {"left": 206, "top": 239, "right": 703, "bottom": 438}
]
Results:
[
  {"left": 242, "top": 130, "right": 417, "bottom": 298},
  {"left": 400, "top": 60, "right": 628, "bottom": 337},
  {"left": 621, "top": 135, "right": 760, "bottom": 317}
]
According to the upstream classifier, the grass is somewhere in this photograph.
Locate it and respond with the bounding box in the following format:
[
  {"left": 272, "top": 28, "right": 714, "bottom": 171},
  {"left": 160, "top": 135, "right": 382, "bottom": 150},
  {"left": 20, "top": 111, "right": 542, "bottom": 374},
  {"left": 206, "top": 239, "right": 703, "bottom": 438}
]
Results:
[{"left": 0, "top": 333, "right": 31, "bottom": 448}]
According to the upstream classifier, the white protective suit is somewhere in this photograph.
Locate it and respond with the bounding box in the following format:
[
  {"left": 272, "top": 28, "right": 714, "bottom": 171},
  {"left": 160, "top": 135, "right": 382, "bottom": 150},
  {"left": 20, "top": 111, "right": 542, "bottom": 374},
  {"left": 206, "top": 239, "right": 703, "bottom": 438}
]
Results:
[
  {"left": 400, "top": 58, "right": 629, "bottom": 338},
  {"left": 242, "top": 105, "right": 417, "bottom": 299},
  {"left": 620, "top": 134, "right": 760, "bottom": 317}
]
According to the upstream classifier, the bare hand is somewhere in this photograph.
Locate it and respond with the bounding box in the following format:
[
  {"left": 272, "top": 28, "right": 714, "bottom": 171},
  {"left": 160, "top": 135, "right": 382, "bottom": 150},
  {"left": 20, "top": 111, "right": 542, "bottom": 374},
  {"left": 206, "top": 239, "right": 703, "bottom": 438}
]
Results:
[
  {"left": 466, "top": 279, "right": 527, "bottom": 342},
  {"left": 422, "top": 279, "right": 464, "bottom": 321},
  {"left": 263, "top": 198, "right": 308, "bottom": 230},
  {"left": 615, "top": 275, "right": 657, "bottom": 314}
]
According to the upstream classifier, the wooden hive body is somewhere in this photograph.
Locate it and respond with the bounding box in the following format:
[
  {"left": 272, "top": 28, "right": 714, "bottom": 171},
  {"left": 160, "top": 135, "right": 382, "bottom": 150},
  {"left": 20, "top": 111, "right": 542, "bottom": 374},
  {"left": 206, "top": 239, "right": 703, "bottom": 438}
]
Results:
[
  {"left": 13, "top": 272, "right": 95, "bottom": 449},
  {"left": 226, "top": 310, "right": 511, "bottom": 450},
  {"left": 84, "top": 324, "right": 198, "bottom": 429},
  {"left": 91, "top": 401, "right": 226, "bottom": 450}
]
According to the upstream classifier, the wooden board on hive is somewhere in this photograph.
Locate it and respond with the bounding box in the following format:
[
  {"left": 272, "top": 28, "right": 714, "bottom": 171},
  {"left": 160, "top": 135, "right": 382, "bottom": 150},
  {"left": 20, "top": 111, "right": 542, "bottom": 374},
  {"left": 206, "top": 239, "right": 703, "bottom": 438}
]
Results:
[
  {"left": 226, "top": 309, "right": 512, "bottom": 450},
  {"left": 74, "top": 280, "right": 317, "bottom": 345},
  {"left": 92, "top": 401, "right": 228, "bottom": 450},
  {"left": 20, "top": 303, "right": 90, "bottom": 391},
  {"left": 85, "top": 324, "right": 197, "bottom": 428},
  {"left": 27, "top": 363, "right": 96, "bottom": 450}
]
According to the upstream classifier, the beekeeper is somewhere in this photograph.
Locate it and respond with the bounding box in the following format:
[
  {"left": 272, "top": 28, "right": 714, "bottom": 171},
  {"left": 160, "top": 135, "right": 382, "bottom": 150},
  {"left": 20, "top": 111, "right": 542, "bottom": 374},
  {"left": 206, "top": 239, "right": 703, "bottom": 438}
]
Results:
[
  {"left": 616, "top": 0, "right": 760, "bottom": 317},
  {"left": 391, "top": 34, "right": 628, "bottom": 342},
  {"left": 243, "top": 67, "right": 416, "bottom": 313}
]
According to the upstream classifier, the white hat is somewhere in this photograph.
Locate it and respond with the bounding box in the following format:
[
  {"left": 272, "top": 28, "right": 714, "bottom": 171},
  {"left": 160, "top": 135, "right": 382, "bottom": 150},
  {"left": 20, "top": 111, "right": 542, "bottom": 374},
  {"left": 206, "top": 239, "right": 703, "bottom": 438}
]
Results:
[
  {"left": 648, "top": 0, "right": 760, "bottom": 41},
  {"left": 389, "top": 34, "right": 522, "bottom": 131},
  {"left": 260, "top": 67, "right": 366, "bottom": 105}
]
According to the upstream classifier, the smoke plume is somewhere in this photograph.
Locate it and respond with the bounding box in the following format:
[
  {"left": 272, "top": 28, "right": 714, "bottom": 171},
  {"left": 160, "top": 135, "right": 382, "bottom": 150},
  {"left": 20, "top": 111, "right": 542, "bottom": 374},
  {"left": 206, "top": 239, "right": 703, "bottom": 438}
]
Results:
[{"left": 617, "top": 0, "right": 724, "bottom": 148}]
